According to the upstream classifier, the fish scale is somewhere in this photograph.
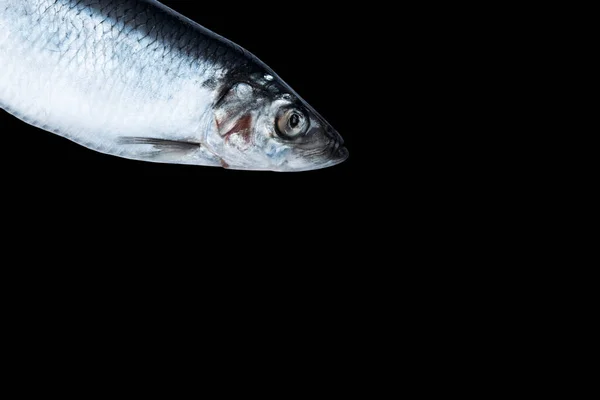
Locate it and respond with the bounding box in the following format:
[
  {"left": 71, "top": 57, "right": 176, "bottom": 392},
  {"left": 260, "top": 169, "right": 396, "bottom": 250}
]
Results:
[{"left": 0, "top": 0, "right": 348, "bottom": 171}]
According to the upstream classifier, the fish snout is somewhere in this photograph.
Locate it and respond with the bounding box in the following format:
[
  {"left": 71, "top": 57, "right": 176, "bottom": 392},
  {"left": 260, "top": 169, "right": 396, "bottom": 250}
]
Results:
[
  {"left": 326, "top": 128, "right": 348, "bottom": 163},
  {"left": 325, "top": 126, "right": 344, "bottom": 146}
]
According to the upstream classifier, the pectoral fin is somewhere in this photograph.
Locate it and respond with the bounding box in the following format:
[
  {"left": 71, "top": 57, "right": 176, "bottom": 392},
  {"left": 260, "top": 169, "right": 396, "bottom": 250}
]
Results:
[
  {"left": 118, "top": 137, "right": 201, "bottom": 151},
  {"left": 118, "top": 137, "right": 202, "bottom": 161}
]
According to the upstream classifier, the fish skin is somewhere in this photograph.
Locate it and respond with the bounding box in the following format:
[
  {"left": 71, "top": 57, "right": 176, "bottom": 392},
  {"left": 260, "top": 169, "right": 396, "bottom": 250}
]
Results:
[{"left": 0, "top": 0, "right": 348, "bottom": 171}]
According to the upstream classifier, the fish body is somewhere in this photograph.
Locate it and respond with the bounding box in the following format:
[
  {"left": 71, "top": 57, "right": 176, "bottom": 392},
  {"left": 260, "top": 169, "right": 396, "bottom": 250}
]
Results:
[{"left": 0, "top": 0, "right": 347, "bottom": 171}]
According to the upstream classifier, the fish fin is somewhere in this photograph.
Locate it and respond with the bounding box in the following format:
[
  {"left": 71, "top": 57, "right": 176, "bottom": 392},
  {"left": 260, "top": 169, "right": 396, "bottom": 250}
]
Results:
[
  {"left": 117, "top": 137, "right": 202, "bottom": 162},
  {"left": 118, "top": 137, "right": 201, "bottom": 151}
]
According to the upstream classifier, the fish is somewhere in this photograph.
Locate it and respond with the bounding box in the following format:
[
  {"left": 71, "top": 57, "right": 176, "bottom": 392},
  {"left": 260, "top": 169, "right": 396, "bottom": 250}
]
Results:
[{"left": 0, "top": 0, "right": 348, "bottom": 172}]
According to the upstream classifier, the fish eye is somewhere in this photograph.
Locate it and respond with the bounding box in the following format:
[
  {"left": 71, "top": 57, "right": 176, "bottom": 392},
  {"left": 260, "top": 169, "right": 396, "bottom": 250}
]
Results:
[{"left": 276, "top": 108, "right": 309, "bottom": 139}]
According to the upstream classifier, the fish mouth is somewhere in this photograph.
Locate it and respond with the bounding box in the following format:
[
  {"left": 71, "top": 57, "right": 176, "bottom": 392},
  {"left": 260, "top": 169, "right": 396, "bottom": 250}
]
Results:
[
  {"left": 325, "top": 126, "right": 347, "bottom": 163},
  {"left": 335, "top": 146, "right": 349, "bottom": 163},
  {"left": 328, "top": 140, "right": 349, "bottom": 166},
  {"left": 282, "top": 143, "right": 348, "bottom": 172}
]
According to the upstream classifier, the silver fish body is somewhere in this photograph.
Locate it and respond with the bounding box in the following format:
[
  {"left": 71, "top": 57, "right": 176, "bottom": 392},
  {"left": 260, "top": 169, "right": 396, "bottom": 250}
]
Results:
[{"left": 0, "top": 0, "right": 347, "bottom": 171}]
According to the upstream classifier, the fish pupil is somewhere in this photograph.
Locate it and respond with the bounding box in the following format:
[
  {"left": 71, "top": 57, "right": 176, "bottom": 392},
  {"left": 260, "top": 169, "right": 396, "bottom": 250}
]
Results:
[{"left": 290, "top": 114, "right": 300, "bottom": 129}]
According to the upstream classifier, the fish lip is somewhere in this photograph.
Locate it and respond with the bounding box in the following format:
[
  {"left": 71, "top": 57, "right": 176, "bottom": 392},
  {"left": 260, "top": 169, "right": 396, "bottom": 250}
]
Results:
[
  {"left": 329, "top": 138, "right": 349, "bottom": 163},
  {"left": 278, "top": 146, "right": 348, "bottom": 172},
  {"left": 326, "top": 142, "right": 349, "bottom": 167},
  {"left": 333, "top": 146, "right": 349, "bottom": 164}
]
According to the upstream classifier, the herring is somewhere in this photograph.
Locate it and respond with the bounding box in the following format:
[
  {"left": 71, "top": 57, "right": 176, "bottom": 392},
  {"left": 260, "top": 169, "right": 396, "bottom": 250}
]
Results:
[{"left": 0, "top": 0, "right": 348, "bottom": 171}]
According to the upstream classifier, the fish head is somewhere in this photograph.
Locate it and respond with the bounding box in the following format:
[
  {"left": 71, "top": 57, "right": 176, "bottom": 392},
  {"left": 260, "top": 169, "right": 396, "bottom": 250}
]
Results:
[{"left": 209, "top": 72, "right": 348, "bottom": 172}]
